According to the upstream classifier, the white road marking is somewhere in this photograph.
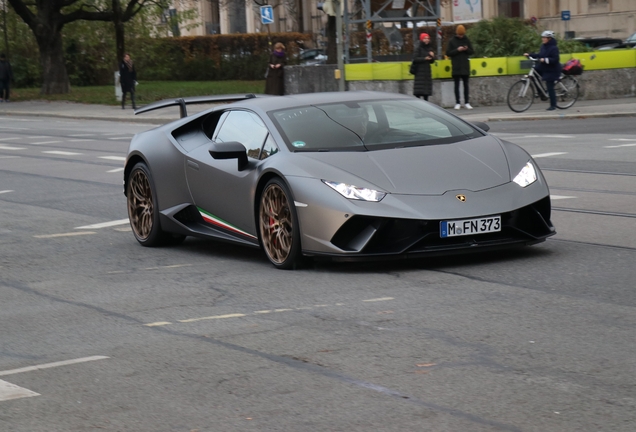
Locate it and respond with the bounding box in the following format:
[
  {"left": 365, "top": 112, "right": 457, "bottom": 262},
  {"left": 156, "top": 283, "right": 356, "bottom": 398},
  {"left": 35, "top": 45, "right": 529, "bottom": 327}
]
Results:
[
  {"left": 0, "top": 190, "right": 14, "bottom": 194},
  {"left": 0, "top": 380, "right": 39, "bottom": 402},
  {"left": 363, "top": 297, "right": 395, "bottom": 302},
  {"left": 147, "top": 298, "right": 399, "bottom": 327},
  {"left": 26, "top": 136, "right": 48, "bottom": 139},
  {"left": 0, "top": 156, "right": 19, "bottom": 159},
  {"left": 516, "top": 135, "right": 574, "bottom": 139},
  {"left": 550, "top": 195, "right": 576, "bottom": 200},
  {"left": 107, "top": 137, "right": 131, "bottom": 140},
  {"left": 42, "top": 150, "right": 81, "bottom": 156},
  {"left": 69, "top": 134, "right": 94, "bottom": 137},
  {"left": 0, "top": 356, "right": 109, "bottom": 377},
  {"left": 107, "top": 167, "right": 125, "bottom": 173},
  {"left": 32, "top": 141, "right": 61, "bottom": 145},
  {"left": 34, "top": 232, "right": 96, "bottom": 239},
  {"left": 0, "top": 137, "right": 20, "bottom": 141},
  {"left": 531, "top": 152, "right": 568, "bottom": 158},
  {"left": 0, "top": 126, "right": 28, "bottom": 130},
  {"left": 145, "top": 322, "right": 172, "bottom": 327},
  {"left": 69, "top": 139, "right": 95, "bottom": 142},
  {"left": 608, "top": 138, "right": 636, "bottom": 141},
  {"left": 76, "top": 219, "right": 129, "bottom": 229},
  {"left": 604, "top": 144, "right": 636, "bottom": 148},
  {"left": 143, "top": 264, "right": 193, "bottom": 270},
  {"left": 0, "top": 145, "right": 25, "bottom": 150},
  {"left": 178, "top": 313, "right": 247, "bottom": 323},
  {"left": 99, "top": 156, "right": 126, "bottom": 161}
]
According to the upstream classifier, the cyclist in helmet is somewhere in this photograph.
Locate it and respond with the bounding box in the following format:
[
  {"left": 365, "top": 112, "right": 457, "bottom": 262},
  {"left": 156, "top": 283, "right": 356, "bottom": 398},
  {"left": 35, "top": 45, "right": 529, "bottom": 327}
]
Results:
[{"left": 524, "top": 30, "right": 561, "bottom": 111}]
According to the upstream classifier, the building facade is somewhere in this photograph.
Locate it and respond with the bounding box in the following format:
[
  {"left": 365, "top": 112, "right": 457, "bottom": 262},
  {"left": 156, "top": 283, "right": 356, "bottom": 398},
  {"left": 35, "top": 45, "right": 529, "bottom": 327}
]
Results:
[{"left": 174, "top": 0, "right": 635, "bottom": 43}]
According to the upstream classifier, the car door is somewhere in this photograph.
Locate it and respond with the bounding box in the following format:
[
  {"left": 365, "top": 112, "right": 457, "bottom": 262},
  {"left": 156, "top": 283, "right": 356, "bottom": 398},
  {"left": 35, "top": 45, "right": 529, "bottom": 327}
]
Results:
[{"left": 185, "top": 109, "right": 270, "bottom": 239}]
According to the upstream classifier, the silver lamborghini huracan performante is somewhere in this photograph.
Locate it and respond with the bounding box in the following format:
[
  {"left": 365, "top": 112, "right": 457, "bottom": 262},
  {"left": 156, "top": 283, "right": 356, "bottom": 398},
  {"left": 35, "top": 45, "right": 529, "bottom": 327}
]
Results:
[{"left": 124, "top": 91, "right": 555, "bottom": 269}]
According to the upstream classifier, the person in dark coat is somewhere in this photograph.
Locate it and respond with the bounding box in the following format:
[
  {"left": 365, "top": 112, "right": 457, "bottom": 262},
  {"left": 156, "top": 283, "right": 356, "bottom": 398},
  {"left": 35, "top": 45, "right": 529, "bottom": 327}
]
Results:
[
  {"left": 446, "top": 24, "right": 474, "bottom": 110},
  {"left": 265, "top": 42, "right": 286, "bottom": 96},
  {"left": 525, "top": 30, "right": 562, "bottom": 111},
  {"left": 119, "top": 53, "right": 137, "bottom": 110},
  {"left": 0, "top": 53, "right": 13, "bottom": 102},
  {"left": 412, "top": 33, "right": 436, "bottom": 101}
]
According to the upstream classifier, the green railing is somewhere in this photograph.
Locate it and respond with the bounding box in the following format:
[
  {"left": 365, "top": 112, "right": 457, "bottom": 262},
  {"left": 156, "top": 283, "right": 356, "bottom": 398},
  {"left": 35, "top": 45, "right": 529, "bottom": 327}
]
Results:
[{"left": 344, "top": 49, "right": 636, "bottom": 81}]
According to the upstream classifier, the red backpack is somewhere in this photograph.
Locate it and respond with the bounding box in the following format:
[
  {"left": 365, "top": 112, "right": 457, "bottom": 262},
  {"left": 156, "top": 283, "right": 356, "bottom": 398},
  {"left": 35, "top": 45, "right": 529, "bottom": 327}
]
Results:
[{"left": 563, "top": 58, "right": 583, "bottom": 75}]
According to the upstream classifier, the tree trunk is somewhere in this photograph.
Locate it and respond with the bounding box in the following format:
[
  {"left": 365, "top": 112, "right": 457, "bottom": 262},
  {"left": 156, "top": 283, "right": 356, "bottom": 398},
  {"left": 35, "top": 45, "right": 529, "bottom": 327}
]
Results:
[
  {"left": 326, "top": 15, "right": 336, "bottom": 64},
  {"left": 115, "top": 19, "right": 125, "bottom": 63},
  {"left": 36, "top": 32, "right": 70, "bottom": 94}
]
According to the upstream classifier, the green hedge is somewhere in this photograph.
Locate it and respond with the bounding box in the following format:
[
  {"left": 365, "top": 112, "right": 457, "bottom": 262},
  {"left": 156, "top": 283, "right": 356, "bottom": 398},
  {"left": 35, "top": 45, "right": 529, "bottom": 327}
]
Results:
[{"left": 128, "top": 33, "right": 311, "bottom": 82}]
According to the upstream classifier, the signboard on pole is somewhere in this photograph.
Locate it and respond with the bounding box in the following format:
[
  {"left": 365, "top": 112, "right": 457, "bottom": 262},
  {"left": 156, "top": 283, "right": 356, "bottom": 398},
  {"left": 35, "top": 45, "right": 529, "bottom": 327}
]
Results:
[
  {"left": 452, "top": 0, "right": 482, "bottom": 23},
  {"left": 260, "top": 6, "right": 274, "bottom": 25},
  {"left": 561, "top": 10, "right": 571, "bottom": 21}
]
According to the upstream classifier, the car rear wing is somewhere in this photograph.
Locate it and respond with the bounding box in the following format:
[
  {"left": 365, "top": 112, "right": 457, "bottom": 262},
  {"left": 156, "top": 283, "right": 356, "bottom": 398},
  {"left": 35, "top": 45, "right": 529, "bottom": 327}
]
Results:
[{"left": 134, "top": 94, "right": 268, "bottom": 118}]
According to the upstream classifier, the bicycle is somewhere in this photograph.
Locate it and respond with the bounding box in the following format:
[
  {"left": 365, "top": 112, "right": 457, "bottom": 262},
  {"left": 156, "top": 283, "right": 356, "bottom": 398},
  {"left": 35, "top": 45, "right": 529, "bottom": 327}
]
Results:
[{"left": 507, "top": 57, "right": 579, "bottom": 113}]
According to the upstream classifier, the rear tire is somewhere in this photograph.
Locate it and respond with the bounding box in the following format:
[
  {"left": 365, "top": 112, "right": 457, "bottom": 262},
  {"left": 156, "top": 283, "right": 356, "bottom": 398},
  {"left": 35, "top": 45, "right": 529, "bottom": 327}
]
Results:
[
  {"left": 259, "top": 178, "right": 302, "bottom": 270},
  {"left": 126, "top": 162, "right": 185, "bottom": 247},
  {"left": 507, "top": 80, "right": 534, "bottom": 113},
  {"left": 555, "top": 76, "right": 579, "bottom": 109}
]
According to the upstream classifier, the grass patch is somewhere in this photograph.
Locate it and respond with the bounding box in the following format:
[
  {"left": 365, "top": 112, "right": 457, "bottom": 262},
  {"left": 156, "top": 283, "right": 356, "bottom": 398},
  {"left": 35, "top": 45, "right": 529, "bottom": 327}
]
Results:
[{"left": 10, "top": 80, "right": 267, "bottom": 105}]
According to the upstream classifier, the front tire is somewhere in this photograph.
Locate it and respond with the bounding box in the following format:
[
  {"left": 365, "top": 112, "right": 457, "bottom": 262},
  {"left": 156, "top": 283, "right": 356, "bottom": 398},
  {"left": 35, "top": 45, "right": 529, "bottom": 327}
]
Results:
[
  {"left": 259, "top": 178, "right": 302, "bottom": 270},
  {"left": 127, "top": 162, "right": 185, "bottom": 247},
  {"left": 507, "top": 80, "right": 534, "bottom": 113},
  {"left": 555, "top": 76, "right": 579, "bottom": 109}
]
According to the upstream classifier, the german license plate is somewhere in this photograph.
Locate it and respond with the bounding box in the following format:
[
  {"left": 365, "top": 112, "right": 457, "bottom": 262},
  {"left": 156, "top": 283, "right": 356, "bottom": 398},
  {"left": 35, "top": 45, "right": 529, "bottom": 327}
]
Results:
[{"left": 440, "top": 216, "right": 501, "bottom": 238}]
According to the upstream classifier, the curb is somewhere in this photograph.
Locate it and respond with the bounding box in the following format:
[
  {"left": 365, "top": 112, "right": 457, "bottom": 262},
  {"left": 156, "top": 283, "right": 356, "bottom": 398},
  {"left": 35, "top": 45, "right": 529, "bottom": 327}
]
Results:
[
  {"left": 0, "top": 111, "right": 170, "bottom": 125},
  {"left": 487, "top": 111, "right": 636, "bottom": 122}
]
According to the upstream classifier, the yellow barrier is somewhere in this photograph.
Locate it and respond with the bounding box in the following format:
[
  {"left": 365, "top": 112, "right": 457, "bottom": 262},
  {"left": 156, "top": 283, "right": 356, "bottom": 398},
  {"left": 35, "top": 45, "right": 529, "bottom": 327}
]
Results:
[{"left": 344, "top": 49, "right": 636, "bottom": 81}]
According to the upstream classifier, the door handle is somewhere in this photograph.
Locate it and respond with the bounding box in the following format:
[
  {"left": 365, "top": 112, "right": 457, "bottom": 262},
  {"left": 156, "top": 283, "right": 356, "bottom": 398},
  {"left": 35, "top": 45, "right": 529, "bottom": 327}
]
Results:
[{"left": 187, "top": 160, "right": 199, "bottom": 170}]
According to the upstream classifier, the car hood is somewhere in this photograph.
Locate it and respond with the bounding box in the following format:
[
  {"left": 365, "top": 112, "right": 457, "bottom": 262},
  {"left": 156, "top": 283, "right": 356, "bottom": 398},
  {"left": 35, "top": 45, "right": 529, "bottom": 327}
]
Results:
[{"left": 295, "top": 136, "right": 511, "bottom": 195}]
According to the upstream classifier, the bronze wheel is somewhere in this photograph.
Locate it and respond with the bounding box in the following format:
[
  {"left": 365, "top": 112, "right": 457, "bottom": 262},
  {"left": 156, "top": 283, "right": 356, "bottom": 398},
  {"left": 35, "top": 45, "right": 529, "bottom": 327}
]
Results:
[
  {"left": 126, "top": 162, "right": 185, "bottom": 246},
  {"left": 128, "top": 165, "right": 154, "bottom": 242},
  {"left": 259, "top": 178, "right": 301, "bottom": 269}
]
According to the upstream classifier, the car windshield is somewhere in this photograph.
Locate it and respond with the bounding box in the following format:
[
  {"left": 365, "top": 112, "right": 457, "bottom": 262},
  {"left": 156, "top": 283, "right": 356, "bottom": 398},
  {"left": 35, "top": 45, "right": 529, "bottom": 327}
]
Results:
[{"left": 270, "top": 99, "right": 483, "bottom": 152}]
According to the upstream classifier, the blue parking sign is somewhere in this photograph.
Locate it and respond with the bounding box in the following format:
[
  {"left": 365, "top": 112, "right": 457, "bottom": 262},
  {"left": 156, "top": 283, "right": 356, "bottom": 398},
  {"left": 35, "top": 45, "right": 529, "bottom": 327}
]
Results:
[
  {"left": 261, "top": 6, "right": 274, "bottom": 25},
  {"left": 561, "top": 10, "right": 570, "bottom": 21}
]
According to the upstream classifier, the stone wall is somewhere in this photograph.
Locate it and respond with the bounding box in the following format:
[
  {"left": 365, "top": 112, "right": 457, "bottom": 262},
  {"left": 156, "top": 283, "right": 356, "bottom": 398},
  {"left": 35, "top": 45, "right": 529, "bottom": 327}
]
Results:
[{"left": 285, "top": 65, "right": 636, "bottom": 108}]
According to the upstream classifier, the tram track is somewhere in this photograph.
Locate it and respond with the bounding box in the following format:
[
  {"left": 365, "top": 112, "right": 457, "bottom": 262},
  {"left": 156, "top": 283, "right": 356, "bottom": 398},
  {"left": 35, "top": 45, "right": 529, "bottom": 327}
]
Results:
[{"left": 552, "top": 207, "right": 636, "bottom": 219}]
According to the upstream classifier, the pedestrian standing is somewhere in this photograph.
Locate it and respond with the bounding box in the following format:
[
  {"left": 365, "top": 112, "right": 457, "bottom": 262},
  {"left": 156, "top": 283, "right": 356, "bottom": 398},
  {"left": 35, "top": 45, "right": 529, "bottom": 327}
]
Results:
[
  {"left": 525, "top": 31, "right": 561, "bottom": 111},
  {"left": 119, "top": 53, "right": 137, "bottom": 110},
  {"left": 412, "top": 33, "right": 436, "bottom": 101},
  {"left": 265, "top": 42, "right": 286, "bottom": 96},
  {"left": 446, "top": 24, "right": 474, "bottom": 110},
  {"left": 0, "top": 53, "right": 13, "bottom": 103}
]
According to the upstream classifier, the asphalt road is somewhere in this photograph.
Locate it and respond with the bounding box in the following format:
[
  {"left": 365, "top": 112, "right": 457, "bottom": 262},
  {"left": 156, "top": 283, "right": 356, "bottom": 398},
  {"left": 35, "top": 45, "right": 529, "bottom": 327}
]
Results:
[{"left": 1, "top": 115, "right": 635, "bottom": 432}]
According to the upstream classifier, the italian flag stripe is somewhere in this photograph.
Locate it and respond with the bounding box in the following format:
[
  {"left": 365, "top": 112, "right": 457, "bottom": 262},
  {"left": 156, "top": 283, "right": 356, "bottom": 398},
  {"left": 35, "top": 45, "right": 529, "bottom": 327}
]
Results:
[{"left": 198, "top": 208, "right": 257, "bottom": 239}]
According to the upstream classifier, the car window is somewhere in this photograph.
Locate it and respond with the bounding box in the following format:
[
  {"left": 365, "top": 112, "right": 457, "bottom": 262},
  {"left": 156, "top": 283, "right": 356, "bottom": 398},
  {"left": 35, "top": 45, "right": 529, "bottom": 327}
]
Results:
[
  {"left": 215, "top": 110, "right": 268, "bottom": 159},
  {"left": 270, "top": 106, "right": 365, "bottom": 151},
  {"left": 260, "top": 134, "right": 280, "bottom": 160},
  {"left": 271, "top": 99, "right": 482, "bottom": 152},
  {"left": 382, "top": 103, "right": 452, "bottom": 138}
]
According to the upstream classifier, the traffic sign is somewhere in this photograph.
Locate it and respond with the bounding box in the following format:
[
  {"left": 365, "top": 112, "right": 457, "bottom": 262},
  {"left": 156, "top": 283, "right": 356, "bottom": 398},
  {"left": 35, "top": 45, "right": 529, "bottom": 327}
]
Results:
[
  {"left": 561, "top": 10, "right": 571, "bottom": 21},
  {"left": 261, "top": 6, "right": 274, "bottom": 25}
]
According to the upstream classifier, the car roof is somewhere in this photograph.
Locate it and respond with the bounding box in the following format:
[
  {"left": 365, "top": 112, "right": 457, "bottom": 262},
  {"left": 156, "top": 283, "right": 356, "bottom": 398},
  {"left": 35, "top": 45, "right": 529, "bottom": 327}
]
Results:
[{"left": 230, "top": 91, "right": 413, "bottom": 111}]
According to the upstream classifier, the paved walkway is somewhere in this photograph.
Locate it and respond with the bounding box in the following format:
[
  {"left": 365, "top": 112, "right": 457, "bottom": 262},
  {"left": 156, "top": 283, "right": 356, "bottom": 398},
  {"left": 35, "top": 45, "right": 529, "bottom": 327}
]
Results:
[{"left": 0, "top": 96, "right": 635, "bottom": 125}]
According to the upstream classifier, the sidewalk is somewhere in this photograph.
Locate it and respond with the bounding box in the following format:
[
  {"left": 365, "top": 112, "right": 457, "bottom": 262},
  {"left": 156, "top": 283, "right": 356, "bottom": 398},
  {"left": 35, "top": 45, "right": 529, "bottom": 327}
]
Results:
[{"left": 0, "top": 96, "right": 635, "bottom": 125}]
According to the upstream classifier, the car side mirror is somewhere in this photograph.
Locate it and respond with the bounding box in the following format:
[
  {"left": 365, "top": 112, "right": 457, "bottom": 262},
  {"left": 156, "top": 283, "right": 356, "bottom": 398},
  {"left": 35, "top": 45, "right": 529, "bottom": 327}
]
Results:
[
  {"left": 209, "top": 141, "right": 248, "bottom": 171},
  {"left": 472, "top": 121, "right": 490, "bottom": 132}
]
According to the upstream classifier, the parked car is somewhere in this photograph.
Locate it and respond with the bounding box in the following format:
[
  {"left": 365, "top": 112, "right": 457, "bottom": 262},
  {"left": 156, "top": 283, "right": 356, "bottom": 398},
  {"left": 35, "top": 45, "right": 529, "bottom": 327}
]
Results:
[
  {"left": 298, "top": 48, "right": 327, "bottom": 65},
  {"left": 573, "top": 36, "right": 622, "bottom": 49},
  {"left": 594, "top": 32, "right": 636, "bottom": 50}
]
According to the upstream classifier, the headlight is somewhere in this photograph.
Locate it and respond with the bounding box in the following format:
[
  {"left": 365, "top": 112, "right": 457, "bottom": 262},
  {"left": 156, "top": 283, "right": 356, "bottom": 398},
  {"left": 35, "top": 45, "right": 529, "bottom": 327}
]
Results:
[
  {"left": 322, "top": 180, "right": 386, "bottom": 202},
  {"left": 513, "top": 162, "right": 537, "bottom": 187}
]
